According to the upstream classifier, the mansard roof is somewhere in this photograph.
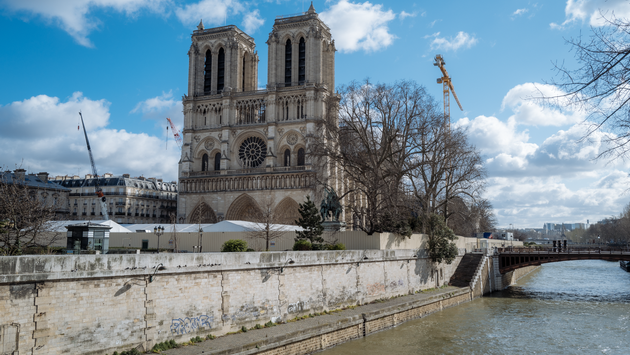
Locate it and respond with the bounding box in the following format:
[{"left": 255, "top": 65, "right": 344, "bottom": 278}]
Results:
[
  {"left": 58, "top": 176, "right": 178, "bottom": 192},
  {"left": 0, "top": 171, "right": 70, "bottom": 192}
]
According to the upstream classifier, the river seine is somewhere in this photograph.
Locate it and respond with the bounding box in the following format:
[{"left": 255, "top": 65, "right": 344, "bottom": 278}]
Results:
[{"left": 321, "top": 260, "right": 630, "bottom": 354}]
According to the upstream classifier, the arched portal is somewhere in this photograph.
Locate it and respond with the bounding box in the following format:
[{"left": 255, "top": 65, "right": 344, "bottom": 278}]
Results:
[
  {"left": 225, "top": 194, "right": 263, "bottom": 222},
  {"left": 274, "top": 197, "right": 300, "bottom": 225},
  {"left": 188, "top": 202, "right": 218, "bottom": 223}
]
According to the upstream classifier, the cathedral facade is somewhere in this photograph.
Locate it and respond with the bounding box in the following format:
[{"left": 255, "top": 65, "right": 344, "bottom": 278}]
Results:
[{"left": 177, "top": 4, "right": 336, "bottom": 224}]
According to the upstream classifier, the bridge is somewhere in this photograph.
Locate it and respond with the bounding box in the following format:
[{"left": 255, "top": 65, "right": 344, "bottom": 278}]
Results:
[{"left": 497, "top": 247, "right": 630, "bottom": 273}]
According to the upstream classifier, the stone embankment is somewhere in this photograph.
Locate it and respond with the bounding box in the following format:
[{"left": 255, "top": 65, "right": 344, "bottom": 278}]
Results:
[{"left": 162, "top": 286, "right": 470, "bottom": 355}]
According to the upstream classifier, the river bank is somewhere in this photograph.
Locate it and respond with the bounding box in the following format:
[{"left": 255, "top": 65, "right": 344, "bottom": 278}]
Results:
[{"left": 162, "top": 286, "right": 471, "bottom": 355}]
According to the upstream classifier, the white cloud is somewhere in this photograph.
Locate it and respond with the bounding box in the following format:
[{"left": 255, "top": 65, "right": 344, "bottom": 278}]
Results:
[
  {"left": 400, "top": 10, "right": 416, "bottom": 20},
  {"left": 513, "top": 8, "right": 528, "bottom": 16},
  {"left": 0, "top": 93, "right": 179, "bottom": 181},
  {"left": 501, "top": 83, "right": 586, "bottom": 127},
  {"left": 242, "top": 9, "right": 265, "bottom": 33},
  {"left": 428, "top": 31, "right": 477, "bottom": 52},
  {"left": 551, "top": 0, "right": 630, "bottom": 29},
  {"left": 175, "top": 0, "right": 244, "bottom": 27},
  {"left": 1, "top": 0, "right": 168, "bottom": 47},
  {"left": 320, "top": 0, "right": 396, "bottom": 53},
  {"left": 131, "top": 90, "right": 181, "bottom": 121},
  {"left": 455, "top": 82, "right": 630, "bottom": 227}
]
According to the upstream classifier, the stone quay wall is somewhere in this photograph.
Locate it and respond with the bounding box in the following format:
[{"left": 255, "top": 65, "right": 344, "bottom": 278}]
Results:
[{"left": 0, "top": 250, "right": 463, "bottom": 355}]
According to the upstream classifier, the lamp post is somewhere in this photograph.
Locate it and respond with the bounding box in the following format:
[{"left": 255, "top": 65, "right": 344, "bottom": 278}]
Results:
[{"left": 154, "top": 225, "right": 164, "bottom": 253}]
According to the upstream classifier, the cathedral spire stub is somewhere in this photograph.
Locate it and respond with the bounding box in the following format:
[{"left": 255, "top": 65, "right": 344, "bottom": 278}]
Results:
[
  {"left": 197, "top": 19, "right": 205, "bottom": 31},
  {"left": 307, "top": 1, "right": 316, "bottom": 14}
]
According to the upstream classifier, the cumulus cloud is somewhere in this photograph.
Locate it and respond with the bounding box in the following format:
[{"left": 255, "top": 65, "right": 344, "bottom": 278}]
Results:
[
  {"left": 428, "top": 31, "right": 477, "bottom": 52},
  {"left": 175, "top": 0, "right": 245, "bottom": 27},
  {"left": 242, "top": 9, "right": 264, "bottom": 33},
  {"left": 501, "top": 83, "right": 586, "bottom": 126},
  {"left": 551, "top": 0, "right": 630, "bottom": 29},
  {"left": 320, "top": 0, "right": 396, "bottom": 53},
  {"left": 131, "top": 90, "right": 182, "bottom": 122},
  {"left": 455, "top": 82, "right": 630, "bottom": 227},
  {"left": 0, "top": 0, "right": 168, "bottom": 47},
  {"left": 0, "top": 93, "right": 179, "bottom": 181}
]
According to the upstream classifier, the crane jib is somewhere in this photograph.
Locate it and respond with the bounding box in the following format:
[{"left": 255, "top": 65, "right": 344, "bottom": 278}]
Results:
[{"left": 78, "top": 112, "right": 109, "bottom": 218}]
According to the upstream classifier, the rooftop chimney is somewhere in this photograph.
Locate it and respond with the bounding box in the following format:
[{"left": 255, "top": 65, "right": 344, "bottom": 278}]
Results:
[
  {"left": 14, "top": 169, "right": 26, "bottom": 181},
  {"left": 122, "top": 174, "right": 130, "bottom": 178},
  {"left": 37, "top": 172, "right": 49, "bottom": 182}
]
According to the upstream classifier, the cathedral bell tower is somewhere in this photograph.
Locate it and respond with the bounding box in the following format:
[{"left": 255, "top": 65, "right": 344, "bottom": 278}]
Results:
[{"left": 178, "top": 4, "right": 336, "bottom": 226}]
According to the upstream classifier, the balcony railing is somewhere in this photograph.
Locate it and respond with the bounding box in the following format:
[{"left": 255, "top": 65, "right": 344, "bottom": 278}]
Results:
[
  {"left": 115, "top": 202, "right": 126, "bottom": 205},
  {"left": 187, "top": 165, "right": 312, "bottom": 177},
  {"left": 115, "top": 212, "right": 126, "bottom": 216}
]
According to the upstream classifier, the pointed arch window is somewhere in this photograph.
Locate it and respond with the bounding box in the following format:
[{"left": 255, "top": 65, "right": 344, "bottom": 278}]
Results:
[
  {"left": 284, "top": 149, "right": 291, "bottom": 167},
  {"left": 214, "top": 152, "right": 221, "bottom": 171},
  {"left": 204, "top": 49, "right": 212, "bottom": 94},
  {"left": 298, "top": 37, "right": 306, "bottom": 84},
  {"left": 202, "top": 154, "right": 209, "bottom": 171},
  {"left": 285, "top": 39, "right": 292, "bottom": 87},
  {"left": 217, "top": 48, "right": 225, "bottom": 91},
  {"left": 242, "top": 56, "right": 246, "bottom": 91},
  {"left": 297, "top": 148, "right": 305, "bottom": 166}
]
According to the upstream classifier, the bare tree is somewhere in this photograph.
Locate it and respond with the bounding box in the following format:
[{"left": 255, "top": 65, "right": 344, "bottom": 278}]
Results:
[
  {"left": 546, "top": 13, "right": 630, "bottom": 159},
  {"left": 312, "top": 79, "right": 441, "bottom": 234},
  {"left": 248, "top": 196, "right": 286, "bottom": 251},
  {"left": 406, "top": 124, "right": 486, "bottom": 233},
  {"left": 0, "top": 174, "right": 59, "bottom": 255}
]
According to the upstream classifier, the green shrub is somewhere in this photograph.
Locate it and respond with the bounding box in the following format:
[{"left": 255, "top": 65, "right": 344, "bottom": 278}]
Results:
[
  {"left": 221, "top": 239, "right": 248, "bottom": 252},
  {"left": 246, "top": 248, "right": 255, "bottom": 252},
  {"left": 254, "top": 324, "right": 263, "bottom": 329},
  {"left": 311, "top": 243, "right": 326, "bottom": 250},
  {"left": 293, "top": 240, "right": 312, "bottom": 250},
  {"left": 264, "top": 320, "right": 276, "bottom": 327},
  {"left": 326, "top": 243, "right": 346, "bottom": 250},
  {"left": 206, "top": 334, "right": 216, "bottom": 340},
  {"left": 241, "top": 326, "right": 248, "bottom": 332}
]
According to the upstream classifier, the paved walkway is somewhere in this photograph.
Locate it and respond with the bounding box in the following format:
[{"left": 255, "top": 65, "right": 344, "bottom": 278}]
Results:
[{"left": 162, "top": 286, "right": 467, "bottom": 355}]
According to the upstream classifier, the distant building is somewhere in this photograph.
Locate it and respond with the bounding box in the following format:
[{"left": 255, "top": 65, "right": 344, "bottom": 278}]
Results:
[
  {"left": 0, "top": 169, "right": 71, "bottom": 217},
  {"left": 54, "top": 174, "right": 177, "bottom": 224}
]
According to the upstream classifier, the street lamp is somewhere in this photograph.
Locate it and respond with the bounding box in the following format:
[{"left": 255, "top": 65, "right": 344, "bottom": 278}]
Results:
[{"left": 154, "top": 225, "right": 164, "bottom": 253}]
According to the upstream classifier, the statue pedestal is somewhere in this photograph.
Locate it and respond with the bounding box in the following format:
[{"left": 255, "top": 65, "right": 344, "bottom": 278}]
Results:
[{"left": 322, "top": 220, "right": 346, "bottom": 232}]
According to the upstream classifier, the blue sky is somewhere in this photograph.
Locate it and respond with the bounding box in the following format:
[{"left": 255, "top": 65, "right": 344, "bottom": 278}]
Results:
[{"left": 2, "top": 0, "right": 630, "bottom": 228}]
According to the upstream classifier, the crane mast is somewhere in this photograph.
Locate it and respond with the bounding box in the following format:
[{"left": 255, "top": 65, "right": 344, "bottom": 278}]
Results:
[
  {"left": 433, "top": 54, "right": 463, "bottom": 226},
  {"left": 79, "top": 112, "right": 109, "bottom": 221},
  {"left": 433, "top": 54, "right": 463, "bottom": 128}
]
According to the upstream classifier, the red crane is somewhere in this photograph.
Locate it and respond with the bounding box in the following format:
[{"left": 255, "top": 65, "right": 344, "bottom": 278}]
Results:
[
  {"left": 166, "top": 117, "right": 183, "bottom": 149},
  {"left": 79, "top": 112, "right": 109, "bottom": 220}
]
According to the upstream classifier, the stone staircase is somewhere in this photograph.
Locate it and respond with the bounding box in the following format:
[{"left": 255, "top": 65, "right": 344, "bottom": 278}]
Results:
[{"left": 448, "top": 253, "right": 484, "bottom": 287}]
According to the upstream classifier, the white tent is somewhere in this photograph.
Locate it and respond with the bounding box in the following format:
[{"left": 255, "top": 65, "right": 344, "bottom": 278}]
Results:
[
  {"left": 46, "top": 220, "right": 132, "bottom": 233},
  {"left": 204, "top": 220, "right": 304, "bottom": 232},
  {"left": 120, "top": 223, "right": 215, "bottom": 233}
]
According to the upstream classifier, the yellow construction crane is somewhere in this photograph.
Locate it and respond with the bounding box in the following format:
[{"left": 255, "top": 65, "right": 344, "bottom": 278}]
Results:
[{"left": 433, "top": 54, "right": 463, "bottom": 127}]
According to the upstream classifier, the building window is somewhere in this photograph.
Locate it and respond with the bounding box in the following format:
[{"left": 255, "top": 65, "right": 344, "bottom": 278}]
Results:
[
  {"left": 297, "top": 148, "right": 305, "bottom": 166},
  {"left": 299, "top": 37, "right": 305, "bottom": 84},
  {"left": 202, "top": 153, "right": 209, "bottom": 171},
  {"left": 217, "top": 48, "right": 225, "bottom": 91},
  {"left": 214, "top": 152, "right": 221, "bottom": 171},
  {"left": 285, "top": 39, "right": 292, "bottom": 86},
  {"left": 204, "top": 49, "right": 212, "bottom": 94},
  {"left": 284, "top": 149, "right": 291, "bottom": 166}
]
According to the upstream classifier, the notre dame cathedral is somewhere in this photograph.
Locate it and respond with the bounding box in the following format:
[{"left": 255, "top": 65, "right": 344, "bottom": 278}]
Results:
[{"left": 177, "top": 3, "right": 338, "bottom": 224}]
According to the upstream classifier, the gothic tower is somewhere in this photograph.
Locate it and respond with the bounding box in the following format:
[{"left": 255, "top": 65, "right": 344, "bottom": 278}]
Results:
[{"left": 178, "top": 4, "right": 336, "bottom": 226}]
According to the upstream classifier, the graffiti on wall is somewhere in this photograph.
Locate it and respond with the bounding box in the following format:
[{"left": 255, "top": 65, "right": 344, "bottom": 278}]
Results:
[{"left": 170, "top": 315, "right": 213, "bottom": 335}]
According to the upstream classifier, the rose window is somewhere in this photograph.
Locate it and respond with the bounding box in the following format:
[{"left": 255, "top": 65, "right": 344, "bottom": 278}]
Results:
[{"left": 238, "top": 136, "right": 267, "bottom": 168}]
